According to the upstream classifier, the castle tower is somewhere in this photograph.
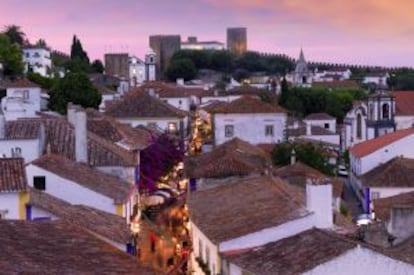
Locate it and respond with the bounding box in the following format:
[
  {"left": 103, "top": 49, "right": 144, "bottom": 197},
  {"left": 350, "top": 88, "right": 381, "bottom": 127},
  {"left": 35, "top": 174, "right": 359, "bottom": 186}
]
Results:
[{"left": 227, "top": 27, "right": 247, "bottom": 56}]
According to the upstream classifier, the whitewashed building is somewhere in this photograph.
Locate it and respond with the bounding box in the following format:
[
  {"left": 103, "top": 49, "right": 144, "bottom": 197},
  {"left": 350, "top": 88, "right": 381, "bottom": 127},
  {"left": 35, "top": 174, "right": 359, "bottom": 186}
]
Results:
[
  {"left": 1, "top": 79, "right": 47, "bottom": 121},
  {"left": 129, "top": 50, "right": 156, "bottom": 87},
  {"left": 22, "top": 46, "right": 52, "bottom": 77},
  {"left": 362, "top": 72, "right": 389, "bottom": 87},
  {"left": 189, "top": 175, "right": 333, "bottom": 275},
  {"left": 349, "top": 128, "right": 414, "bottom": 211},
  {"left": 0, "top": 158, "right": 29, "bottom": 220},
  {"left": 181, "top": 36, "right": 225, "bottom": 50},
  {"left": 211, "top": 96, "right": 287, "bottom": 146},
  {"left": 394, "top": 91, "right": 414, "bottom": 130}
]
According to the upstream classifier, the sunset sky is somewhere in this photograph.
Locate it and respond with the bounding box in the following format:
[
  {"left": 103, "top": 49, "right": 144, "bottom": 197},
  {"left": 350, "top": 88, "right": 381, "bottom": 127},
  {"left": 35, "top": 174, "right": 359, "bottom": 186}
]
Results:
[{"left": 2, "top": 0, "right": 414, "bottom": 67}]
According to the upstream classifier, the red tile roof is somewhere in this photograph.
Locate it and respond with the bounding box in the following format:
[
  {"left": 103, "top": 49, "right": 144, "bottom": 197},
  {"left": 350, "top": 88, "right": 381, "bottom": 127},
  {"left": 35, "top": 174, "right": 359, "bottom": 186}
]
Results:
[
  {"left": 350, "top": 128, "right": 414, "bottom": 158},
  {"left": 394, "top": 91, "right": 414, "bottom": 116},
  {"left": 6, "top": 78, "right": 41, "bottom": 88},
  {"left": 312, "top": 80, "right": 360, "bottom": 89},
  {"left": 105, "top": 88, "right": 188, "bottom": 118},
  {"left": 142, "top": 82, "right": 214, "bottom": 98},
  {"left": 305, "top": 112, "right": 335, "bottom": 120},
  {"left": 212, "top": 96, "right": 286, "bottom": 114},
  {"left": 224, "top": 228, "right": 356, "bottom": 274},
  {"left": 4, "top": 120, "right": 42, "bottom": 140},
  {"left": 0, "top": 220, "right": 156, "bottom": 274},
  {"left": 184, "top": 138, "right": 271, "bottom": 179},
  {"left": 373, "top": 191, "right": 414, "bottom": 222},
  {"left": 29, "top": 188, "right": 130, "bottom": 244},
  {"left": 362, "top": 157, "right": 414, "bottom": 188},
  {"left": 189, "top": 175, "right": 308, "bottom": 243},
  {"left": 0, "top": 158, "right": 27, "bottom": 192},
  {"left": 30, "top": 154, "right": 134, "bottom": 203}
]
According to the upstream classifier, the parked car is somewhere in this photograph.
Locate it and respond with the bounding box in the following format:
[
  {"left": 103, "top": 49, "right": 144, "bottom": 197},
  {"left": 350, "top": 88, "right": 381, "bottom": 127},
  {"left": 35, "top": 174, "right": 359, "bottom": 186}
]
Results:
[
  {"left": 337, "top": 164, "right": 348, "bottom": 177},
  {"left": 354, "top": 213, "right": 372, "bottom": 226}
]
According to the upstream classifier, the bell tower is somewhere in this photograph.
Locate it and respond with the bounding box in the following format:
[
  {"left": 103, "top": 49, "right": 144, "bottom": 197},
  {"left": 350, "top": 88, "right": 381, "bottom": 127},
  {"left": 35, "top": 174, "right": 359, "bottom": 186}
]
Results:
[{"left": 145, "top": 48, "right": 156, "bottom": 81}]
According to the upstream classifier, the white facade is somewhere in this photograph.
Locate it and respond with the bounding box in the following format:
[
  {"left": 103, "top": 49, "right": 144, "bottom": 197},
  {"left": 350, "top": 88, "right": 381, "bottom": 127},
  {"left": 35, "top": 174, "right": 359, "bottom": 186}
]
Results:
[
  {"left": 26, "top": 165, "right": 122, "bottom": 216},
  {"left": 22, "top": 47, "right": 52, "bottom": 77},
  {"left": 181, "top": 42, "right": 224, "bottom": 51},
  {"left": 129, "top": 56, "right": 146, "bottom": 87},
  {"left": 0, "top": 193, "right": 20, "bottom": 220},
  {"left": 161, "top": 97, "right": 192, "bottom": 112},
  {"left": 1, "top": 86, "right": 42, "bottom": 120},
  {"left": 343, "top": 103, "right": 368, "bottom": 150},
  {"left": 116, "top": 117, "right": 188, "bottom": 137},
  {"left": 304, "top": 118, "right": 336, "bottom": 133},
  {"left": 0, "top": 138, "right": 43, "bottom": 163},
  {"left": 363, "top": 73, "right": 389, "bottom": 86},
  {"left": 370, "top": 187, "right": 414, "bottom": 201},
  {"left": 395, "top": 115, "right": 414, "bottom": 130},
  {"left": 213, "top": 113, "right": 287, "bottom": 146}
]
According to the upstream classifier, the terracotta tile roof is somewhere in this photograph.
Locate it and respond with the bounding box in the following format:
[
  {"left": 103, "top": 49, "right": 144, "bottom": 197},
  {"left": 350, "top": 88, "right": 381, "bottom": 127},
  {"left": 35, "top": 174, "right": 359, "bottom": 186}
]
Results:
[
  {"left": 225, "top": 86, "right": 266, "bottom": 95},
  {"left": 312, "top": 80, "right": 360, "bottom": 89},
  {"left": 86, "top": 109, "right": 152, "bottom": 150},
  {"left": 6, "top": 78, "right": 41, "bottom": 88},
  {"left": 305, "top": 112, "right": 335, "bottom": 120},
  {"left": 273, "top": 162, "right": 327, "bottom": 182},
  {"left": 41, "top": 117, "right": 136, "bottom": 166},
  {"left": 386, "top": 234, "right": 414, "bottom": 265},
  {"left": 200, "top": 100, "right": 228, "bottom": 113},
  {"left": 184, "top": 138, "right": 271, "bottom": 179},
  {"left": 394, "top": 91, "right": 414, "bottom": 116},
  {"left": 30, "top": 154, "right": 134, "bottom": 203},
  {"left": 105, "top": 88, "right": 188, "bottom": 118},
  {"left": 142, "top": 82, "right": 214, "bottom": 98},
  {"left": 0, "top": 220, "right": 157, "bottom": 274},
  {"left": 362, "top": 157, "right": 414, "bottom": 188},
  {"left": 3, "top": 119, "right": 42, "bottom": 140},
  {"left": 350, "top": 128, "right": 414, "bottom": 158},
  {"left": 189, "top": 175, "right": 308, "bottom": 243},
  {"left": 29, "top": 188, "right": 130, "bottom": 244},
  {"left": 0, "top": 158, "right": 27, "bottom": 192},
  {"left": 224, "top": 228, "right": 356, "bottom": 274},
  {"left": 211, "top": 95, "right": 286, "bottom": 114},
  {"left": 373, "top": 191, "right": 414, "bottom": 221},
  {"left": 94, "top": 83, "right": 117, "bottom": 95}
]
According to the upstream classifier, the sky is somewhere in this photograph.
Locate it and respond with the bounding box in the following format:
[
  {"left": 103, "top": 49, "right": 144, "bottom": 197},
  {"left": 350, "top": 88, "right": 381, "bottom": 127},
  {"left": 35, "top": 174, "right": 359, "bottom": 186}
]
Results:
[{"left": 2, "top": 0, "right": 414, "bottom": 67}]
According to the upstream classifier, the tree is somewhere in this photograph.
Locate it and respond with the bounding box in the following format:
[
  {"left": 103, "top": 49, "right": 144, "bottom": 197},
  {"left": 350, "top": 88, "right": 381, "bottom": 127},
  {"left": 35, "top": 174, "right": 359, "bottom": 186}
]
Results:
[
  {"left": 0, "top": 34, "right": 24, "bottom": 79},
  {"left": 165, "top": 58, "right": 197, "bottom": 81},
  {"left": 91, "top": 59, "right": 104, "bottom": 73},
  {"left": 279, "top": 77, "right": 289, "bottom": 105},
  {"left": 235, "top": 51, "right": 266, "bottom": 72},
  {"left": 35, "top": 38, "right": 48, "bottom": 48},
  {"left": 3, "top": 25, "right": 26, "bottom": 46},
  {"left": 210, "top": 50, "right": 233, "bottom": 72},
  {"left": 69, "top": 35, "right": 90, "bottom": 68},
  {"left": 49, "top": 72, "right": 101, "bottom": 114}
]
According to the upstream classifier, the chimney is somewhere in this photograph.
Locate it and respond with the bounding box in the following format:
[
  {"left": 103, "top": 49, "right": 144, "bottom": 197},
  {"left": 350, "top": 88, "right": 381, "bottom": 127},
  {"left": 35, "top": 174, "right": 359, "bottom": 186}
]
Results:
[
  {"left": 67, "top": 103, "right": 88, "bottom": 162},
  {"left": 0, "top": 108, "right": 5, "bottom": 139},
  {"left": 389, "top": 206, "right": 414, "bottom": 245},
  {"left": 306, "top": 182, "right": 333, "bottom": 228},
  {"left": 290, "top": 148, "right": 296, "bottom": 165},
  {"left": 306, "top": 122, "right": 312, "bottom": 135}
]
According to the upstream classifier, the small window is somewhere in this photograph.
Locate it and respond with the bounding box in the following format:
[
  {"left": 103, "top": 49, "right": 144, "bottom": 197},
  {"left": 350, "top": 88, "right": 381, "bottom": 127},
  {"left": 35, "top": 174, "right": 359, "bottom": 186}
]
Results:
[
  {"left": 0, "top": 210, "right": 8, "bottom": 219},
  {"left": 324, "top": 123, "right": 329, "bottom": 129},
  {"left": 33, "top": 176, "right": 46, "bottom": 191},
  {"left": 265, "top": 125, "right": 274, "bottom": 136},
  {"left": 225, "top": 125, "right": 234, "bottom": 137}
]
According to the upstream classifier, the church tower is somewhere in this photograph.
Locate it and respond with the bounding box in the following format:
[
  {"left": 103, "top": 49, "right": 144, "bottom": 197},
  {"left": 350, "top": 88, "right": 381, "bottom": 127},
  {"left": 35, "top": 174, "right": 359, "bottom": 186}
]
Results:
[
  {"left": 293, "top": 49, "right": 312, "bottom": 88},
  {"left": 145, "top": 48, "right": 156, "bottom": 81},
  {"left": 366, "top": 85, "right": 396, "bottom": 139}
]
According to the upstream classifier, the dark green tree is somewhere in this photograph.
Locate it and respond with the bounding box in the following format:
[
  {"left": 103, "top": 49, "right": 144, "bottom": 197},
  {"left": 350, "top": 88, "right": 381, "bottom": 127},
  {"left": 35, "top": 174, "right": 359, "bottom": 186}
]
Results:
[
  {"left": 49, "top": 72, "right": 101, "bottom": 114},
  {"left": 35, "top": 38, "right": 48, "bottom": 48},
  {"left": 91, "top": 59, "right": 104, "bottom": 73},
  {"left": 235, "top": 51, "right": 266, "bottom": 72},
  {"left": 279, "top": 77, "right": 289, "bottom": 105},
  {"left": 0, "top": 34, "right": 24, "bottom": 79},
  {"left": 69, "top": 35, "right": 90, "bottom": 68},
  {"left": 210, "top": 50, "right": 234, "bottom": 72},
  {"left": 3, "top": 25, "right": 26, "bottom": 46},
  {"left": 27, "top": 72, "right": 56, "bottom": 90},
  {"left": 165, "top": 58, "right": 197, "bottom": 81}
]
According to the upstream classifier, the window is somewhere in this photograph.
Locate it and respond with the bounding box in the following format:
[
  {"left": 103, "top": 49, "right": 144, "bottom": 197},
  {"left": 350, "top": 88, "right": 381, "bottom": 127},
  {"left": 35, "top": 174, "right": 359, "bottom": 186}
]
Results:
[
  {"left": 25, "top": 52, "right": 29, "bottom": 58},
  {"left": 0, "top": 210, "right": 8, "bottom": 219},
  {"left": 371, "top": 191, "right": 380, "bottom": 200},
  {"left": 324, "top": 123, "right": 329, "bottom": 129},
  {"left": 33, "top": 176, "right": 46, "bottom": 190},
  {"left": 168, "top": 122, "right": 177, "bottom": 133},
  {"left": 224, "top": 125, "right": 234, "bottom": 137},
  {"left": 265, "top": 125, "right": 274, "bottom": 136},
  {"left": 302, "top": 76, "right": 307, "bottom": 84},
  {"left": 382, "top": 103, "right": 389, "bottom": 119},
  {"left": 356, "top": 113, "right": 362, "bottom": 139}
]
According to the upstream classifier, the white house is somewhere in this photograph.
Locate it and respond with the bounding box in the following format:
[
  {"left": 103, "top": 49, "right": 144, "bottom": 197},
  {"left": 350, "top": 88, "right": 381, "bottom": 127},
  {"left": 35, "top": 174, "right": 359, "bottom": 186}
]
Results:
[
  {"left": 224, "top": 228, "right": 414, "bottom": 275},
  {"left": 349, "top": 128, "right": 414, "bottom": 211},
  {"left": 211, "top": 96, "right": 287, "bottom": 146},
  {"left": 1, "top": 79, "right": 46, "bottom": 120},
  {"left": 25, "top": 154, "right": 137, "bottom": 219},
  {"left": 22, "top": 46, "right": 52, "bottom": 77},
  {"left": 129, "top": 50, "right": 156, "bottom": 87},
  {"left": 189, "top": 175, "right": 333, "bottom": 275},
  {"left": 105, "top": 88, "right": 189, "bottom": 139},
  {"left": 0, "top": 158, "right": 29, "bottom": 220},
  {"left": 363, "top": 72, "right": 389, "bottom": 87},
  {"left": 313, "top": 68, "right": 352, "bottom": 82}
]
